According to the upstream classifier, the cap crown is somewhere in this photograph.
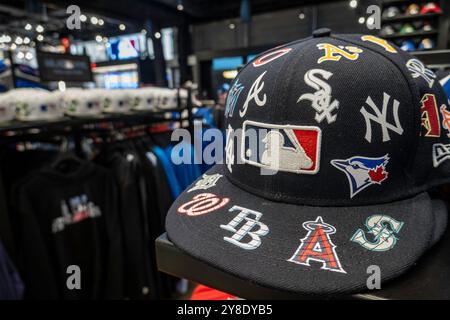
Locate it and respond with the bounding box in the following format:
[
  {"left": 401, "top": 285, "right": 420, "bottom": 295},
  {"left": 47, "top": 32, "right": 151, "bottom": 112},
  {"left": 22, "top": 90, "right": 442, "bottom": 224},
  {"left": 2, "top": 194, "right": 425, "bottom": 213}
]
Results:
[{"left": 224, "top": 32, "right": 450, "bottom": 206}]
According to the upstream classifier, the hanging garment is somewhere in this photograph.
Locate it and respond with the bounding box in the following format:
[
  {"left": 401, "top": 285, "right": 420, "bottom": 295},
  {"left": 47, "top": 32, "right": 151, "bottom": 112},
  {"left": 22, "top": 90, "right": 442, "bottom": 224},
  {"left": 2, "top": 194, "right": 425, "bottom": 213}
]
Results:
[
  {"left": 0, "top": 241, "right": 24, "bottom": 300},
  {"left": 11, "top": 161, "right": 123, "bottom": 299}
]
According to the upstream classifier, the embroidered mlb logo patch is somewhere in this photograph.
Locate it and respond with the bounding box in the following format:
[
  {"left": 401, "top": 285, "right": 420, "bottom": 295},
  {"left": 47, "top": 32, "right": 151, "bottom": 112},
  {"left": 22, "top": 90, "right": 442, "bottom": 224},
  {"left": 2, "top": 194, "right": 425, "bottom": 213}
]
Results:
[{"left": 241, "top": 120, "right": 321, "bottom": 174}]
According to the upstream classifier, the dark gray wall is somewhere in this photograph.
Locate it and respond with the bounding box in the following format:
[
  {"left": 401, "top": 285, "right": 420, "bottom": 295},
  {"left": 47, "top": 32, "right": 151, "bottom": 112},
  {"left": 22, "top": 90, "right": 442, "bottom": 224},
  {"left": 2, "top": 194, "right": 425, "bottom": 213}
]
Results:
[{"left": 191, "top": 1, "right": 372, "bottom": 54}]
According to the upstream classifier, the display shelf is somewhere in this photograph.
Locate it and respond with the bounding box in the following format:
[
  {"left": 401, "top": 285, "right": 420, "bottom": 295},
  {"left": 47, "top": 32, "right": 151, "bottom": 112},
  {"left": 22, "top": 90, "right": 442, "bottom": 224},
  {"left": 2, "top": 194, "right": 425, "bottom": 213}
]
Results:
[
  {"left": 156, "top": 229, "right": 450, "bottom": 300},
  {"left": 0, "top": 108, "right": 187, "bottom": 135},
  {"left": 383, "top": 30, "right": 438, "bottom": 39},
  {"left": 382, "top": 12, "right": 441, "bottom": 23}
]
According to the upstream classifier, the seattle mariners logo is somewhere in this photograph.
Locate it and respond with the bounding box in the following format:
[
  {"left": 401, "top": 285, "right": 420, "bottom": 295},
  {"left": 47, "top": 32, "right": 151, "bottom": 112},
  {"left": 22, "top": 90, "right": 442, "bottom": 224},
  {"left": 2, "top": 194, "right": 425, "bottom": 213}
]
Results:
[
  {"left": 331, "top": 154, "right": 389, "bottom": 198},
  {"left": 297, "top": 68, "right": 339, "bottom": 124},
  {"left": 351, "top": 215, "right": 404, "bottom": 251},
  {"left": 288, "top": 216, "right": 346, "bottom": 273},
  {"left": 225, "top": 79, "right": 244, "bottom": 117}
]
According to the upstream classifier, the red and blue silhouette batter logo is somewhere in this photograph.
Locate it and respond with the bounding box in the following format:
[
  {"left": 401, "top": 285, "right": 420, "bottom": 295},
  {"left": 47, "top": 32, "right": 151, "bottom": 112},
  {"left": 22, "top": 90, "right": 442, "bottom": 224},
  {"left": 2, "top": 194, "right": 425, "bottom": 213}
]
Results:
[{"left": 288, "top": 216, "right": 346, "bottom": 273}]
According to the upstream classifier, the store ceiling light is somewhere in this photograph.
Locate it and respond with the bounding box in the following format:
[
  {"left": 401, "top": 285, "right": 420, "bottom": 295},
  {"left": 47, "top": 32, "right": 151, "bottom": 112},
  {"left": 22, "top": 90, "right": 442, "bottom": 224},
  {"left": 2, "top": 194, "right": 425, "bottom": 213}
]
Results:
[
  {"left": 37, "top": 34, "right": 44, "bottom": 41},
  {"left": 349, "top": 0, "right": 358, "bottom": 8},
  {"left": 95, "top": 35, "right": 103, "bottom": 42},
  {"left": 16, "top": 52, "right": 25, "bottom": 59},
  {"left": 0, "top": 35, "right": 11, "bottom": 43},
  {"left": 36, "top": 25, "right": 44, "bottom": 33},
  {"left": 10, "top": 43, "right": 17, "bottom": 50},
  {"left": 119, "top": 24, "right": 126, "bottom": 31},
  {"left": 98, "top": 19, "right": 104, "bottom": 26},
  {"left": 91, "top": 16, "right": 99, "bottom": 25},
  {"left": 177, "top": 4, "right": 184, "bottom": 11},
  {"left": 15, "top": 37, "right": 23, "bottom": 45},
  {"left": 25, "top": 52, "right": 33, "bottom": 60},
  {"left": 25, "top": 23, "right": 32, "bottom": 31},
  {"left": 80, "top": 14, "right": 87, "bottom": 22},
  {"left": 23, "top": 37, "right": 30, "bottom": 44},
  {"left": 358, "top": 16, "right": 365, "bottom": 24},
  {"left": 229, "top": 23, "right": 236, "bottom": 30},
  {"left": 154, "top": 31, "right": 161, "bottom": 39},
  {"left": 298, "top": 12, "right": 305, "bottom": 20}
]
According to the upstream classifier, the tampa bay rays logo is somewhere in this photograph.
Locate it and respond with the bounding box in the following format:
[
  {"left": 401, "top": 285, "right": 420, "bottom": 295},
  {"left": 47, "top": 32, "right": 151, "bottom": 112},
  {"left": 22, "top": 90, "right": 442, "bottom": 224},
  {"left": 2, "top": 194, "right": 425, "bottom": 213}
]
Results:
[
  {"left": 288, "top": 216, "right": 346, "bottom": 273},
  {"left": 351, "top": 215, "right": 404, "bottom": 251},
  {"left": 225, "top": 79, "right": 244, "bottom": 117},
  {"left": 331, "top": 154, "right": 389, "bottom": 198},
  {"left": 297, "top": 69, "right": 339, "bottom": 124}
]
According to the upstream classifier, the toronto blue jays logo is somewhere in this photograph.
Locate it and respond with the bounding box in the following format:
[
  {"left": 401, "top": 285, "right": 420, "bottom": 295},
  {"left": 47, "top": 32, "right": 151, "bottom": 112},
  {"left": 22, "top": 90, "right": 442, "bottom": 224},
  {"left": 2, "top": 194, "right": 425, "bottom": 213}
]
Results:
[
  {"left": 331, "top": 154, "right": 389, "bottom": 198},
  {"left": 241, "top": 120, "right": 321, "bottom": 174},
  {"left": 225, "top": 79, "right": 244, "bottom": 117}
]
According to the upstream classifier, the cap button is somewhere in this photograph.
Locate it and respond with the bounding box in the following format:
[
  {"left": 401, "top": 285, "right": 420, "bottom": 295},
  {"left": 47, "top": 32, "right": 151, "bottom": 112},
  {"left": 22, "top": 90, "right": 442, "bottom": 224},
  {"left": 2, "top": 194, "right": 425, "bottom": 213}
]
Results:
[{"left": 312, "top": 28, "right": 331, "bottom": 38}]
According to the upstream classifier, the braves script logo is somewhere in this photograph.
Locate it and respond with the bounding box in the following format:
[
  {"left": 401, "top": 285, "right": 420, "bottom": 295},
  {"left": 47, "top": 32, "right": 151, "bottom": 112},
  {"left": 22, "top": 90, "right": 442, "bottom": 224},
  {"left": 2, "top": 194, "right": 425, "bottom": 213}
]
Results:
[
  {"left": 220, "top": 205, "right": 269, "bottom": 250},
  {"left": 225, "top": 79, "right": 244, "bottom": 117},
  {"left": 242, "top": 120, "right": 321, "bottom": 174},
  {"left": 288, "top": 216, "right": 346, "bottom": 273},
  {"left": 297, "top": 69, "right": 339, "bottom": 124},
  {"left": 331, "top": 154, "right": 389, "bottom": 198},
  {"left": 421, "top": 94, "right": 441, "bottom": 137},
  {"left": 316, "top": 43, "right": 363, "bottom": 64},
  {"left": 360, "top": 92, "right": 403, "bottom": 142},
  {"left": 253, "top": 48, "right": 292, "bottom": 67},
  {"left": 178, "top": 193, "right": 229, "bottom": 216},
  {"left": 240, "top": 71, "right": 267, "bottom": 117},
  {"left": 432, "top": 143, "right": 450, "bottom": 167},
  {"left": 361, "top": 35, "right": 397, "bottom": 53},
  {"left": 406, "top": 59, "right": 436, "bottom": 88},
  {"left": 440, "top": 104, "right": 450, "bottom": 137},
  {"left": 188, "top": 174, "right": 223, "bottom": 192},
  {"left": 351, "top": 215, "right": 403, "bottom": 251}
]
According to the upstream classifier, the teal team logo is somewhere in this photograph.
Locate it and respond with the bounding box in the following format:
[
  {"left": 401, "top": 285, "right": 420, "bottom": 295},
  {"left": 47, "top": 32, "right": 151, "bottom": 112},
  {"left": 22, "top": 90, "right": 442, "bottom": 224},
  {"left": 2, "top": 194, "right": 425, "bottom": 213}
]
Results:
[
  {"left": 225, "top": 79, "right": 244, "bottom": 117},
  {"left": 351, "top": 215, "right": 403, "bottom": 251}
]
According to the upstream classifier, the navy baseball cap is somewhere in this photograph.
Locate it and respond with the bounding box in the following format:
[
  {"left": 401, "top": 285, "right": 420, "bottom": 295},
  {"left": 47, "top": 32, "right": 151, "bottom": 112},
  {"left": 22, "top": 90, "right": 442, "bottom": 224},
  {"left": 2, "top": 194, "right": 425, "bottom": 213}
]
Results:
[{"left": 166, "top": 29, "right": 449, "bottom": 295}]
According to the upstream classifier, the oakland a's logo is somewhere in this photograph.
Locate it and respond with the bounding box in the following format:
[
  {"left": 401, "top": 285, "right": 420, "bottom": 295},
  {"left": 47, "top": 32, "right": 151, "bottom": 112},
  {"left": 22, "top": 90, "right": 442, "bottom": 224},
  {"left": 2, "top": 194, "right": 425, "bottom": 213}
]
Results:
[
  {"left": 288, "top": 216, "right": 346, "bottom": 273},
  {"left": 316, "top": 43, "right": 362, "bottom": 64},
  {"left": 351, "top": 215, "right": 403, "bottom": 251}
]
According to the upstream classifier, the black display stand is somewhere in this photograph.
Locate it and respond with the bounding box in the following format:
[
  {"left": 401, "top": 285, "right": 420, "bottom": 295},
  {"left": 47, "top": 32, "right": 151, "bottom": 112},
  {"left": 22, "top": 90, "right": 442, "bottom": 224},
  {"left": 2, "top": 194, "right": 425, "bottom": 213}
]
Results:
[{"left": 156, "top": 228, "right": 450, "bottom": 300}]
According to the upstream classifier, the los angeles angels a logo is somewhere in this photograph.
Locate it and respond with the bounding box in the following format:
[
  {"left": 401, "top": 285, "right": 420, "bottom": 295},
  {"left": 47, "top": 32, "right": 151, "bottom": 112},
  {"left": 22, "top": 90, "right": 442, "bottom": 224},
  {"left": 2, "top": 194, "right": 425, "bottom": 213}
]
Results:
[{"left": 288, "top": 216, "right": 346, "bottom": 273}]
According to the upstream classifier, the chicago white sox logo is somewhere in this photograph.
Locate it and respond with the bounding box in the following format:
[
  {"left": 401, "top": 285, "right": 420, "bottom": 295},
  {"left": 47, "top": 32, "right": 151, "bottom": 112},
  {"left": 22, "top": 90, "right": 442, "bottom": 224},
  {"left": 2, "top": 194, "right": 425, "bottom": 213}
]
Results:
[
  {"left": 220, "top": 205, "right": 269, "bottom": 250},
  {"left": 178, "top": 193, "right": 229, "bottom": 216},
  {"left": 360, "top": 92, "right": 404, "bottom": 142},
  {"left": 240, "top": 71, "right": 267, "bottom": 117},
  {"left": 297, "top": 68, "right": 339, "bottom": 124},
  {"left": 351, "top": 215, "right": 403, "bottom": 251},
  {"left": 288, "top": 216, "right": 346, "bottom": 273}
]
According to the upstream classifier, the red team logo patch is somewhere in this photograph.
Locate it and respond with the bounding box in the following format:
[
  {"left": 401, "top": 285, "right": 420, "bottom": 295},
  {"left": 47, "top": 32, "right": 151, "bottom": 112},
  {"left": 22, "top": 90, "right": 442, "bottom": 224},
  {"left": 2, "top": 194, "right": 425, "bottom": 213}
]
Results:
[
  {"left": 421, "top": 93, "right": 441, "bottom": 137},
  {"left": 178, "top": 193, "right": 230, "bottom": 216},
  {"left": 252, "top": 48, "right": 292, "bottom": 67},
  {"left": 288, "top": 216, "right": 346, "bottom": 273}
]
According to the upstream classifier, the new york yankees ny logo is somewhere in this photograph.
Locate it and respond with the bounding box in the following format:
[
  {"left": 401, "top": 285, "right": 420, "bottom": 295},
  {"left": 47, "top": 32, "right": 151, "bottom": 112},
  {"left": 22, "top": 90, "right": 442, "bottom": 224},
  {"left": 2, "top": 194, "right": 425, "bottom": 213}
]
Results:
[
  {"left": 188, "top": 174, "right": 223, "bottom": 193},
  {"left": 288, "top": 216, "right": 346, "bottom": 273},
  {"left": 178, "top": 193, "right": 229, "bottom": 216},
  {"left": 360, "top": 92, "right": 404, "bottom": 142},
  {"left": 220, "top": 206, "right": 269, "bottom": 250},
  {"left": 240, "top": 71, "right": 267, "bottom": 117},
  {"left": 351, "top": 215, "right": 403, "bottom": 251},
  {"left": 316, "top": 43, "right": 363, "bottom": 64},
  {"left": 406, "top": 59, "right": 436, "bottom": 88},
  {"left": 297, "top": 68, "right": 339, "bottom": 124}
]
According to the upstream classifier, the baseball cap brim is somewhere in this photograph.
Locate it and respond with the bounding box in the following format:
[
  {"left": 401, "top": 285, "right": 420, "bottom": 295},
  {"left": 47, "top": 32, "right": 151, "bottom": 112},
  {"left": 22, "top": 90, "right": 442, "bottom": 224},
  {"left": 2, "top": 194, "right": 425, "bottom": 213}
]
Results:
[{"left": 166, "top": 164, "right": 442, "bottom": 295}]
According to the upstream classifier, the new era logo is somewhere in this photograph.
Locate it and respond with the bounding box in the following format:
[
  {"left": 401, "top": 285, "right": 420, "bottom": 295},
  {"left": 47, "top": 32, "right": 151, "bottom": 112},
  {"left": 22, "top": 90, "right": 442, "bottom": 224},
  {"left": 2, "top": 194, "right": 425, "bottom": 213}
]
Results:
[{"left": 432, "top": 143, "right": 450, "bottom": 167}]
